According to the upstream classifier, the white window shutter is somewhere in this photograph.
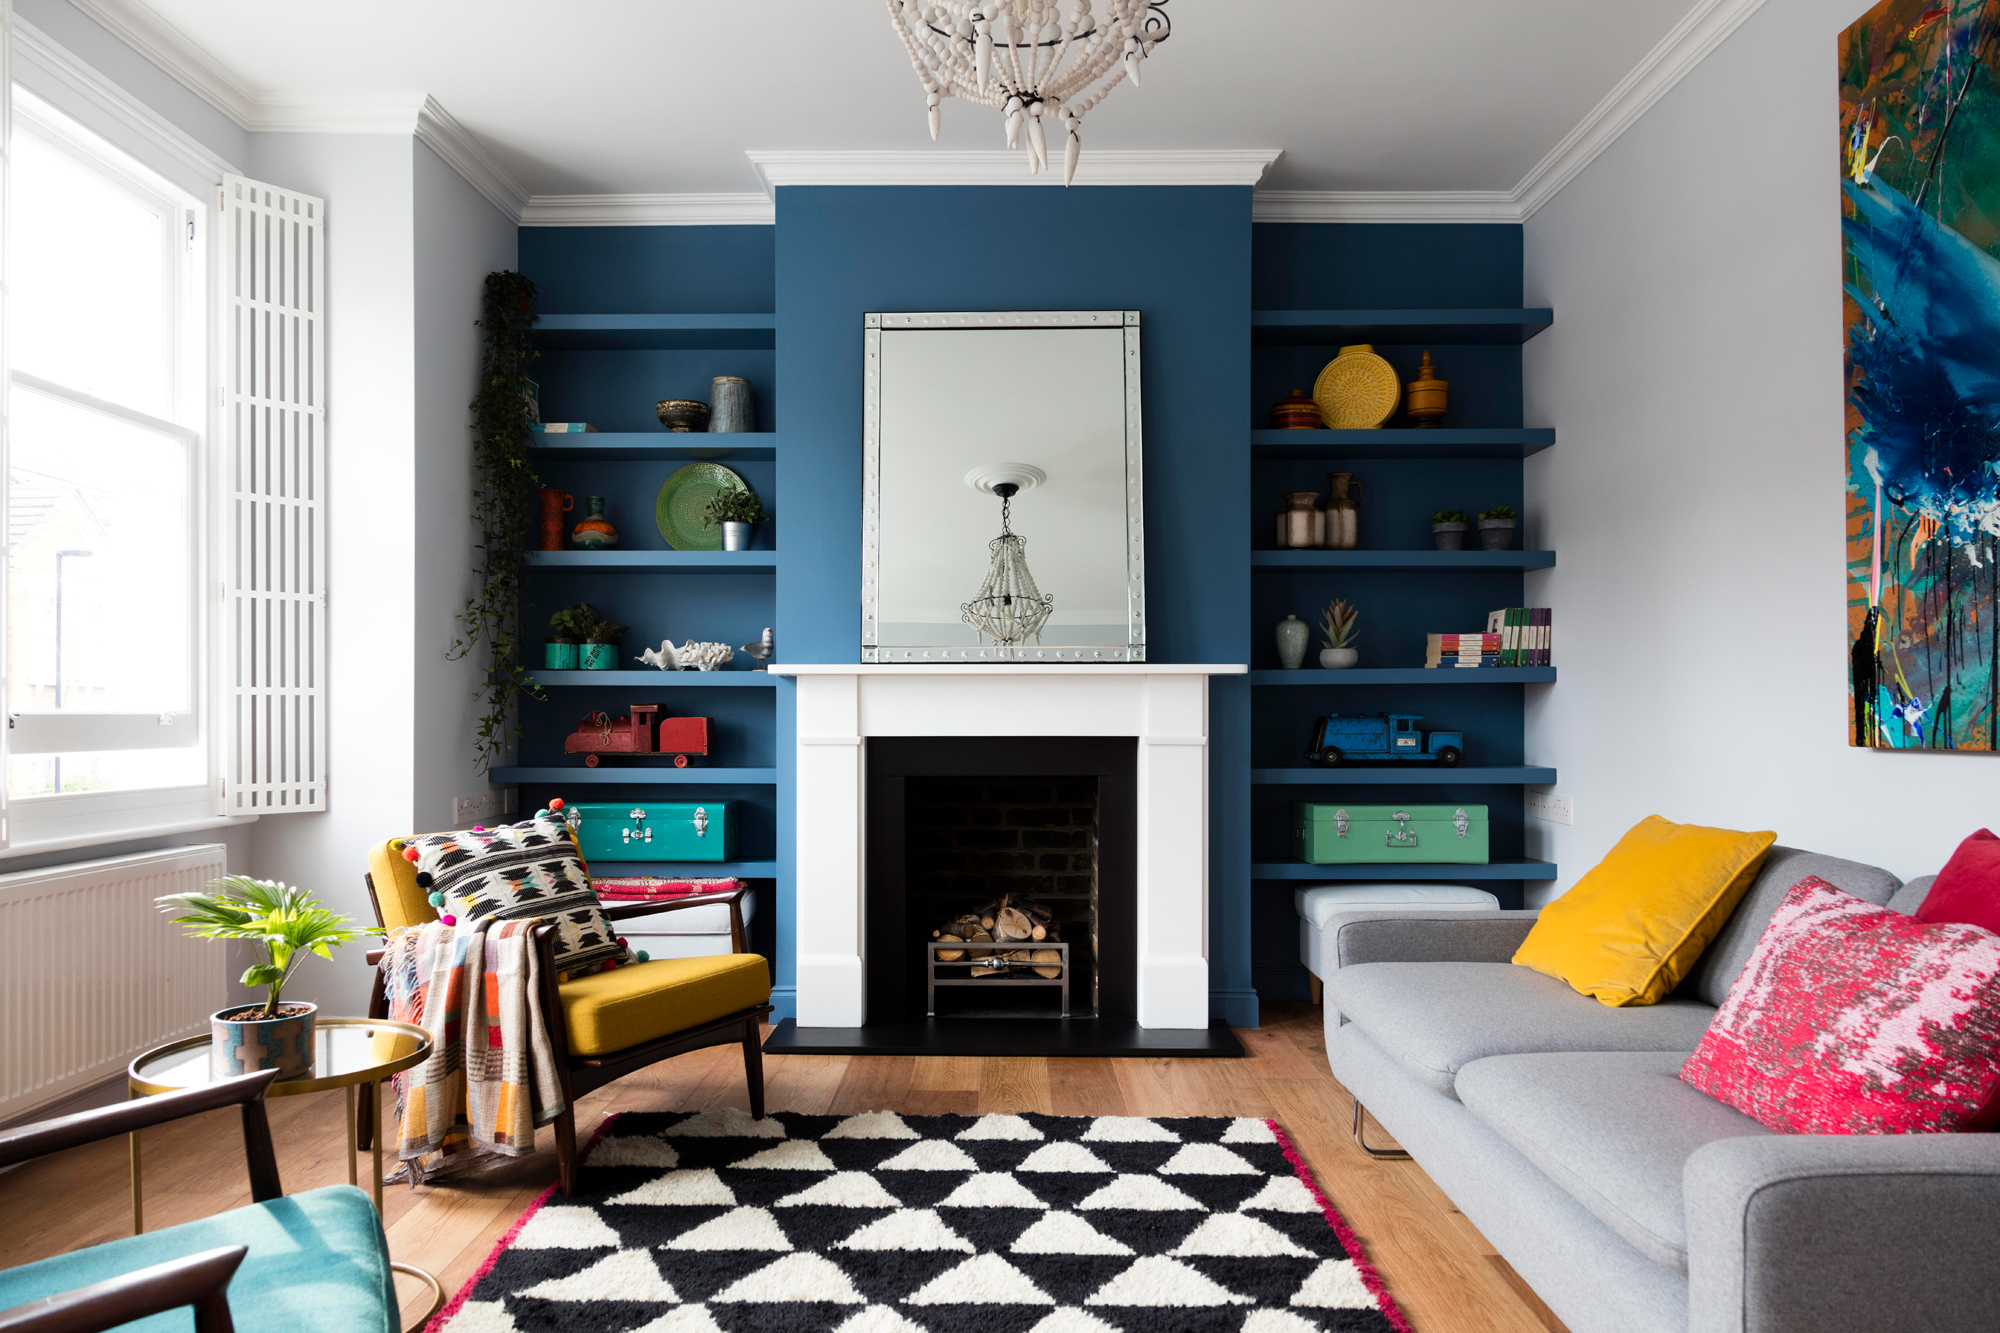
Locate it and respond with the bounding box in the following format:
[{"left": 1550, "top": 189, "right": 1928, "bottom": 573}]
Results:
[
  {"left": 220, "top": 175, "right": 325, "bottom": 814},
  {"left": 0, "top": 2, "right": 12, "bottom": 849}
]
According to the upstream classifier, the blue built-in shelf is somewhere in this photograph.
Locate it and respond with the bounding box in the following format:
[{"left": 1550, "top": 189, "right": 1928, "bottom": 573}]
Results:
[
  {"left": 1250, "top": 428, "right": 1554, "bottom": 461},
  {"left": 1252, "top": 860, "right": 1559, "bottom": 881},
  {"left": 529, "top": 433, "right": 778, "bottom": 462},
  {"left": 587, "top": 861, "right": 780, "bottom": 878},
  {"left": 523, "top": 551, "right": 778, "bottom": 574},
  {"left": 1249, "top": 668, "right": 1556, "bottom": 686},
  {"left": 533, "top": 313, "right": 777, "bottom": 351},
  {"left": 1253, "top": 767, "right": 1558, "bottom": 785},
  {"left": 1250, "top": 308, "right": 1553, "bottom": 346},
  {"left": 491, "top": 767, "right": 778, "bottom": 785},
  {"left": 531, "top": 671, "right": 779, "bottom": 687},
  {"left": 1252, "top": 550, "right": 1556, "bottom": 572}
]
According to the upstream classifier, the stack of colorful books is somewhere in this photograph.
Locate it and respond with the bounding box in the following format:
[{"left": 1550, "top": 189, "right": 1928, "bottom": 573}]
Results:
[{"left": 1423, "top": 608, "right": 1553, "bottom": 667}]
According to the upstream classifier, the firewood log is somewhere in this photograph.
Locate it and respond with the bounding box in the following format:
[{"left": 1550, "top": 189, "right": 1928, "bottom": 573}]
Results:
[
  {"left": 1030, "top": 948, "right": 1063, "bottom": 979},
  {"left": 967, "top": 929, "right": 994, "bottom": 959},
  {"left": 935, "top": 933, "right": 965, "bottom": 962},
  {"left": 1030, "top": 924, "right": 1047, "bottom": 941},
  {"left": 979, "top": 916, "right": 996, "bottom": 931},
  {"left": 1020, "top": 901, "right": 1054, "bottom": 925},
  {"left": 994, "top": 907, "right": 1034, "bottom": 941}
]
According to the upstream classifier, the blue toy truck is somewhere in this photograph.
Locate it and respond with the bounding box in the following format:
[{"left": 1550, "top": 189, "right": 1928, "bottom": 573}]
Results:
[{"left": 1306, "top": 713, "right": 1464, "bottom": 767}]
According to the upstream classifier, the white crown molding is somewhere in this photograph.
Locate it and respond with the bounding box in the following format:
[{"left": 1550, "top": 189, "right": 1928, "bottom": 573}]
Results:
[
  {"left": 1252, "top": 190, "right": 1523, "bottom": 224},
  {"left": 250, "top": 92, "right": 426, "bottom": 134},
  {"left": 67, "top": 0, "right": 257, "bottom": 127},
  {"left": 520, "top": 193, "right": 775, "bottom": 226},
  {"left": 11, "top": 17, "right": 236, "bottom": 186},
  {"left": 414, "top": 98, "right": 530, "bottom": 218},
  {"left": 746, "top": 148, "right": 1283, "bottom": 192}
]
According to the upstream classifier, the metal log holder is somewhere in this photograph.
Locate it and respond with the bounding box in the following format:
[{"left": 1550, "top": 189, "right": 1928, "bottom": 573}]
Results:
[{"left": 926, "top": 940, "right": 1070, "bottom": 1018}]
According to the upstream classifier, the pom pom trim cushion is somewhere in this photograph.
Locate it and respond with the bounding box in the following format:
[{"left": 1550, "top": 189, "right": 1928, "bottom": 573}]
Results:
[
  {"left": 1680, "top": 875, "right": 2000, "bottom": 1134},
  {"left": 405, "top": 816, "right": 629, "bottom": 976}
]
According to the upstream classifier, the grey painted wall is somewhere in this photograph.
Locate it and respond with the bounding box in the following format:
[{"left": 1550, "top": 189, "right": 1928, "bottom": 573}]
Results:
[{"left": 1520, "top": 0, "right": 1995, "bottom": 904}]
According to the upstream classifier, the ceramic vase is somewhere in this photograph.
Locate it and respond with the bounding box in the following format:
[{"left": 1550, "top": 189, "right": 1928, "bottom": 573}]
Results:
[
  {"left": 655, "top": 399, "right": 710, "bottom": 432},
  {"left": 1404, "top": 350, "right": 1449, "bottom": 427},
  {"left": 1269, "top": 389, "right": 1322, "bottom": 430},
  {"left": 709, "top": 377, "right": 754, "bottom": 433},
  {"left": 580, "top": 643, "right": 617, "bottom": 670},
  {"left": 1479, "top": 518, "right": 1517, "bottom": 550},
  {"left": 544, "top": 641, "right": 578, "bottom": 670},
  {"left": 1320, "top": 648, "right": 1359, "bottom": 669},
  {"left": 1276, "top": 492, "right": 1322, "bottom": 549},
  {"left": 571, "top": 496, "right": 619, "bottom": 549},
  {"left": 537, "top": 489, "right": 574, "bottom": 551},
  {"left": 1322, "top": 473, "right": 1359, "bottom": 550},
  {"left": 210, "top": 1002, "right": 316, "bottom": 1080},
  {"left": 1276, "top": 614, "right": 1309, "bottom": 670},
  {"left": 722, "top": 521, "right": 754, "bottom": 551},
  {"left": 1433, "top": 522, "right": 1469, "bottom": 551}
]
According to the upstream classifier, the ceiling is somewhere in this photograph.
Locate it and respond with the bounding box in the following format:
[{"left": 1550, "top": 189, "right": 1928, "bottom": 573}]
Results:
[{"left": 75, "top": 0, "right": 1725, "bottom": 203}]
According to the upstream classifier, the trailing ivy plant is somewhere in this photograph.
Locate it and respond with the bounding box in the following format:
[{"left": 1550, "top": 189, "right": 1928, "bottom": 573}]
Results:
[{"left": 448, "top": 271, "right": 545, "bottom": 773}]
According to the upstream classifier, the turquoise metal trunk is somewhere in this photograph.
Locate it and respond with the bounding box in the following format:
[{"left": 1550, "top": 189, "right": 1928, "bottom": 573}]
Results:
[
  {"left": 1292, "top": 803, "right": 1490, "bottom": 864},
  {"left": 571, "top": 800, "right": 740, "bottom": 862}
]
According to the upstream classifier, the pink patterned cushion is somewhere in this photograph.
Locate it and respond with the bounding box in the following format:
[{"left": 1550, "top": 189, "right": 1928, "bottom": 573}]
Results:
[{"left": 1680, "top": 875, "right": 2000, "bottom": 1134}]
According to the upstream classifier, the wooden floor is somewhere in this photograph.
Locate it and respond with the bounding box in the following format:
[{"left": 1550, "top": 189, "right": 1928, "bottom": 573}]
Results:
[{"left": 0, "top": 1002, "right": 1567, "bottom": 1333}]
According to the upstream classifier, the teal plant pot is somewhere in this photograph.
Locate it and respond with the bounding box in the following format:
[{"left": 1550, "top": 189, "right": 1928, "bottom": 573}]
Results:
[
  {"left": 580, "top": 643, "right": 617, "bottom": 670},
  {"left": 210, "top": 1002, "right": 316, "bottom": 1081},
  {"left": 544, "top": 641, "right": 578, "bottom": 670}
]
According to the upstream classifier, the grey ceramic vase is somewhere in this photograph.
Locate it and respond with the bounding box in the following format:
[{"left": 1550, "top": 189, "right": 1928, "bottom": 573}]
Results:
[
  {"left": 1433, "top": 522, "right": 1469, "bottom": 551},
  {"left": 1275, "top": 614, "right": 1309, "bottom": 670},
  {"left": 708, "top": 377, "right": 754, "bottom": 433},
  {"left": 1478, "top": 519, "right": 1517, "bottom": 550}
]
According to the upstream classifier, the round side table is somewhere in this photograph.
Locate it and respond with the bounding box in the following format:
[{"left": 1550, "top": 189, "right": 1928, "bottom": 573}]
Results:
[{"left": 127, "top": 1017, "right": 432, "bottom": 1231}]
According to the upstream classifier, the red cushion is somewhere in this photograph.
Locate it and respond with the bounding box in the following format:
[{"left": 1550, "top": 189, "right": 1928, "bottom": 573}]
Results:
[
  {"left": 1915, "top": 829, "right": 2000, "bottom": 933},
  {"left": 1680, "top": 876, "right": 2000, "bottom": 1134}
]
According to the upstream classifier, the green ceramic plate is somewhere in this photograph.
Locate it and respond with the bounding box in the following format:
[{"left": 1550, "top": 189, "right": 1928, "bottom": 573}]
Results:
[{"left": 655, "top": 463, "right": 748, "bottom": 551}]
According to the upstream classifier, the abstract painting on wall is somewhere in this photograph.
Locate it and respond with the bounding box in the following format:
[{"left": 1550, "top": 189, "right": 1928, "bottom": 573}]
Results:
[{"left": 1844, "top": 0, "right": 2000, "bottom": 750}]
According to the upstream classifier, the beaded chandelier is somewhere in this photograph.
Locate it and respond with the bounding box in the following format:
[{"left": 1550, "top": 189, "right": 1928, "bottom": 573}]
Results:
[
  {"left": 885, "top": 0, "right": 1172, "bottom": 185},
  {"left": 962, "top": 483, "right": 1054, "bottom": 648}
]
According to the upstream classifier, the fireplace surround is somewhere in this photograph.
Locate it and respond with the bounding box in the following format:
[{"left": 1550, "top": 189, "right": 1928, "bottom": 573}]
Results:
[{"left": 766, "top": 663, "right": 1246, "bottom": 1056}]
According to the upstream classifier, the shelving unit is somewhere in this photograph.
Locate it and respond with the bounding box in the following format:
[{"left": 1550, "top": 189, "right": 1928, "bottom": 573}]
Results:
[
  {"left": 1246, "top": 281, "right": 1557, "bottom": 976},
  {"left": 491, "top": 767, "right": 779, "bottom": 785},
  {"left": 524, "top": 551, "right": 780, "bottom": 573},
  {"left": 531, "top": 670, "right": 779, "bottom": 688},
  {"left": 529, "top": 433, "right": 778, "bottom": 463}
]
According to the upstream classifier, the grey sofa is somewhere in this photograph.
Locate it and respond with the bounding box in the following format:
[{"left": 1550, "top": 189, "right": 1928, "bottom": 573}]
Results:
[{"left": 1317, "top": 847, "right": 2000, "bottom": 1333}]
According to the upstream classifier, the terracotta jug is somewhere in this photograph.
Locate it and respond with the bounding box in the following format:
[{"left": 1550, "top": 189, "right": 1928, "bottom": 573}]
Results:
[{"left": 538, "top": 489, "right": 574, "bottom": 551}]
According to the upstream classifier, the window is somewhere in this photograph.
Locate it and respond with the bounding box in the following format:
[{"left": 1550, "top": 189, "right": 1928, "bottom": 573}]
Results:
[{"left": 5, "top": 92, "right": 208, "bottom": 833}]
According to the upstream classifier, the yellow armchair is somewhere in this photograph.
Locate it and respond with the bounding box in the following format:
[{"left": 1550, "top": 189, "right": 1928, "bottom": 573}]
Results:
[{"left": 359, "top": 838, "right": 773, "bottom": 1195}]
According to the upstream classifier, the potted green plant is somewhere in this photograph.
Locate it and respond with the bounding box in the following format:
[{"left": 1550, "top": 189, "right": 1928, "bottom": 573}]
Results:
[
  {"left": 545, "top": 604, "right": 590, "bottom": 671},
  {"left": 1319, "top": 598, "right": 1361, "bottom": 669},
  {"left": 703, "top": 488, "right": 766, "bottom": 552},
  {"left": 551, "top": 603, "right": 626, "bottom": 670},
  {"left": 1477, "top": 504, "right": 1518, "bottom": 550},
  {"left": 156, "top": 877, "right": 375, "bottom": 1079},
  {"left": 1432, "top": 507, "right": 1471, "bottom": 551}
]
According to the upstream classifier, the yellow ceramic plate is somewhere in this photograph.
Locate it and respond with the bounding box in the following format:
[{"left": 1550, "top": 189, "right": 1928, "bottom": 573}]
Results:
[{"left": 1313, "top": 345, "right": 1402, "bottom": 429}]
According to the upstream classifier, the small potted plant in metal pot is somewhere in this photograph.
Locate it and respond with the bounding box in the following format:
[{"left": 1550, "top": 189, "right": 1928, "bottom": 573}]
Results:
[
  {"left": 1319, "top": 598, "right": 1360, "bottom": 669},
  {"left": 1431, "top": 508, "right": 1471, "bottom": 551},
  {"left": 157, "top": 877, "right": 374, "bottom": 1080},
  {"left": 558, "top": 603, "right": 626, "bottom": 670},
  {"left": 703, "top": 488, "right": 767, "bottom": 552},
  {"left": 546, "top": 604, "right": 588, "bottom": 670},
  {"left": 1477, "top": 504, "right": 1517, "bottom": 550}
]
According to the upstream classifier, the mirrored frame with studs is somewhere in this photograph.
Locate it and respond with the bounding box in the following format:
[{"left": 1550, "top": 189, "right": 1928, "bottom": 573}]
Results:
[{"left": 861, "top": 310, "right": 1146, "bottom": 663}]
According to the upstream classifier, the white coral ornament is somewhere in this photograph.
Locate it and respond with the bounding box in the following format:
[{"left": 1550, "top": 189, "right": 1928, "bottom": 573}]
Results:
[{"left": 635, "top": 640, "right": 733, "bottom": 671}]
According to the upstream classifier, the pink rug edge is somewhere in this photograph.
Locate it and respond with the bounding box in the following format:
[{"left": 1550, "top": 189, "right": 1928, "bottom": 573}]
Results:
[
  {"left": 421, "top": 1112, "right": 624, "bottom": 1332},
  {"left": 1268, "top": 1116, "right": 1418, "bottom": 1333}
]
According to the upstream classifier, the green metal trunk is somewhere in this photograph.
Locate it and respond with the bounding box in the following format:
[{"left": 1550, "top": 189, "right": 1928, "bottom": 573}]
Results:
[
  {"left": 1292, "top": 803, "right": 1490, "bottom": 864},
  {"left": 570, "top": 800, "right": 740, "bottom": 863}
]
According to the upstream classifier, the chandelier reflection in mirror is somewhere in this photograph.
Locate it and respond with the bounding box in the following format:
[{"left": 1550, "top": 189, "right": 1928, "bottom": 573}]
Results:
[
  {"left": 962, "top": 478, "right": 1054, "bottom": 649},
  {"left": 885, "top": 0, "right": 1171, "bottom": 185}
]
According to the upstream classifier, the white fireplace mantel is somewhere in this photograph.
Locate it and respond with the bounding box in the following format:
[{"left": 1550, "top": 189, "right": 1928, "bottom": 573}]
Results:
[{"left": 774, "top": 663, "right": 1246, "bottom": 1030}]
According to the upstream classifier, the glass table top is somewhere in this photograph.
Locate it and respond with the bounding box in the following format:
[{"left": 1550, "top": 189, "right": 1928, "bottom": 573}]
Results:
[{"left": 129, "top": 1018, "right": 430, "bottom": 1094}]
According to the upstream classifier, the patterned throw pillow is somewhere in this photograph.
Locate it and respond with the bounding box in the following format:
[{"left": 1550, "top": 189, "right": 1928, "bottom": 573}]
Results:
[
  {"left": 1681, "top": 875, "right": 2000, "bottom": 1134},
  {"left": 406, "top": 816, "right": 629, "bottom": 976}
]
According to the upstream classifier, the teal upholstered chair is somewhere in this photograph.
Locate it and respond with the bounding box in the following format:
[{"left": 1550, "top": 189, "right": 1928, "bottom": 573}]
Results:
[{"left": 0, "top": 1070, "right": 437, "bottom": 1332}]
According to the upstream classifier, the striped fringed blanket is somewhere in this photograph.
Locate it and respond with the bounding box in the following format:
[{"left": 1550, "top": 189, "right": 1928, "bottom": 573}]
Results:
[{"left": 380, "top": 918, "right": 565, "bottom": 1184}]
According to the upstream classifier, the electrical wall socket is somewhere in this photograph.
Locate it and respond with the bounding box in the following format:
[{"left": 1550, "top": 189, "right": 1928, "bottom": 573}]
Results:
[
  {"left": 1525, "top": 791, "right": 1574, "bottom": 826},
  {"left": 453, "top": 792, "right": 503, "bottom": 827}
]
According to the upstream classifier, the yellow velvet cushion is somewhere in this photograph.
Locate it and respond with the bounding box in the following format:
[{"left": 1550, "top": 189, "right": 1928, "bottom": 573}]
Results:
[
  {"left": 1512, "top": 815, "right": 1776, "bottom": 1007},
  {"left": 559, "top": 953, "right": 771, "bottom": 1056},
  {"left": 366, "top": 838, "right": 438, "bottom": 932}
]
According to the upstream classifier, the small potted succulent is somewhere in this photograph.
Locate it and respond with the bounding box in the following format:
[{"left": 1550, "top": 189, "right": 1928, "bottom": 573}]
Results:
[
  {"left": 703, "top": 488, "right": 767, "bottom": 552},
  {"left": 157, "top": 877, "right": 374, "bottom": 1080},
  {"left": 1432, "top": 508, "right": 1471, "bottom": 551},
  {"left": 551, "top": 603, "right": 626, "bottom": 670},
  {"left": 1319, "top": 598, "right": 1360, "bottom": 669},
  {"left": 1477, "top": 504, "right": 1518, "bottom": 550},
  {"left": 545, "top": 604, "right": 588, "bottom": 670}
]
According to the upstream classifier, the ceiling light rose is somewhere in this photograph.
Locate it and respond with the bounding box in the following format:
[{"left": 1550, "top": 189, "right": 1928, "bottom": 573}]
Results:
[{"left": 887, "top": 0, "right": 1171, "bottom": 186}]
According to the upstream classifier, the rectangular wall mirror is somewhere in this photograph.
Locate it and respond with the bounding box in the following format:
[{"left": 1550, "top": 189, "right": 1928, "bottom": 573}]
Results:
[{"left": 862, "top": 311, "right": 1146, "bottom": 663}]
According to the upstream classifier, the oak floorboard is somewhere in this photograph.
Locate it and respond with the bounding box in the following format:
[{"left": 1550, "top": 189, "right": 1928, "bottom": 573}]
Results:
[{"left": 0, "top": 1002, "right": 1566, "bottom": 1333}]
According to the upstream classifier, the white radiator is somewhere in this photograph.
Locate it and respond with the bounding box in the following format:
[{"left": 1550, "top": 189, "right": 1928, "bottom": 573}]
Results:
[{"left": 0, "top": 844, "right": 229, "bottom": 1121}]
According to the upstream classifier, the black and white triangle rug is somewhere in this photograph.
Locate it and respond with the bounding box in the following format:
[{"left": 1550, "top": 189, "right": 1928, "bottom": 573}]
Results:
[{"left": 429, "top": 1109, "right": 1412, "bottom": 1333}]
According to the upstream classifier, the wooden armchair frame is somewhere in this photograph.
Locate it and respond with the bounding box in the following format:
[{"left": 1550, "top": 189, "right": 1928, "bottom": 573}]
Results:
[
  {"left": 0, "top": 1072, "right": 281, "bottom": 1333},
  {"left": 359, "top": 876, "right": 773, "bottom": 1195}
]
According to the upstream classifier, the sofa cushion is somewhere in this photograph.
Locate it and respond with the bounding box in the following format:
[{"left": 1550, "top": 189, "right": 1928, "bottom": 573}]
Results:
[
  {"left": 0, "top": 1186, "right": 394, "bottom": 1332},
  {"left": 560, "top": 952, "right": 770, "bottom": 1056},
  {"left": 1683, "top": 846, "right": 1901, "bottom": 1007},
  {"left": 1916, "top": 830, "right": 2000, "bottom": 933},
  {"left": 1888, "top": 874, "right": 1937, "bottom": 916},
  {"left": 1294, "top": 883, "right": 1501, "bottom": 929},
  {"left": 1456, "top": 1051, "right": 1769, "bottom": 1273},
  {"left": 1325, "top": 961, "right": 1717, "bottom": 1099}
]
